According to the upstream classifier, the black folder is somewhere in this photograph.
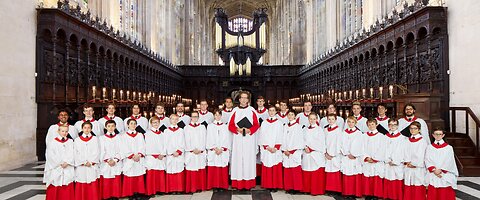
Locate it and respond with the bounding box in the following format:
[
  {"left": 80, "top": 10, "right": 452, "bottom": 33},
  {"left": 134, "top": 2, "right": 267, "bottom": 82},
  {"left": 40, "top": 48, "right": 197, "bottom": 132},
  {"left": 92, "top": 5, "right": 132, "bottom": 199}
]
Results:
[
  {"left": 135, "top": 126, "right": 146, "bottom": 134},
  {"left": 201, "top": 121, "right": 208, "bottom": 128},
  {"left": 376, "top": 125, "right": 389, "bottom": 135},
  {"left": 177, "top": 121, "right": 186, "bottom": 129},
  {"left": 237, "top": 117, "right": 253, "bottom": 136},
  {"left": 400, "top": 126, "right": 412, "bottom": 137},
  {"left": 159, "top": 124, "right": 167, "bottom": 132}
]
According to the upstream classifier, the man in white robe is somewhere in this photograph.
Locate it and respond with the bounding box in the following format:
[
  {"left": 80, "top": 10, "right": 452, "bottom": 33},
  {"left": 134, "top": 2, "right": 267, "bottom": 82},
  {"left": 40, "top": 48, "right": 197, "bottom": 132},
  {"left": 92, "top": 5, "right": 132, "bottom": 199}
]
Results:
[
  {"left": 198, "top": 100, "right": 214, "bottom": 126},
  {"left": 398, "top": 103, "right": 431, "bottom": 143},
  {"left": 228, "top": 91, "right": 261, "bottom": 190},
  {"left": 276, "top": 101, "right": 289, "bottom": 124},
  {"left": 320, "top": 103, "right": 344, "bottom": 129},
  {"left": 98, "top": 103, "right": 125, "bottom": 134},
  {"left": 46, "top": 110, "right": 78, "bottom": 146},
  {"left": 221, "top": 97, "right": 234, "bottom": 124},
  {"left": 123, "top": 104, "right": 148, "bottom": 133},
  {"left": 375, "top": 103, "right": 390, "bottom": 133},
  {"left": 296, "top": 101, "right": 320, "bottom": 128},
  {"left": 74, "top": 104, "right": 102, "bottom": 136},
  {"left": 347, "top": 102, "right": 368, "bottom": 133},
  {"left": 255, "top": 96, "right": 269, "bottom": 123},
  {"left": 148, "top": 103, "right": 170, "bottom": 129},
  {"left": 175, "top": 102, "right": 191, "bottom": 128}
]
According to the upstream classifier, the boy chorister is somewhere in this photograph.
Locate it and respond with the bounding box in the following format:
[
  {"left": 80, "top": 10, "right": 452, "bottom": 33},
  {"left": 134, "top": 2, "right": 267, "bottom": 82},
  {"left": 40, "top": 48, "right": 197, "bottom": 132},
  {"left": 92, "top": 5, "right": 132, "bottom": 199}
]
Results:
[
  {"left": 44, "top": 125, "right": 75, "bottom": 200},
  {"left": 164, "top": 114, "right": 186, "bottom": 193},
  {"left": 362, "top": 118, "right": 387, "bottom": 199},
  {"left": 340, "top": 116, "right": 364, "bottom": 199},
  {"left": 184, "top": 111, "right": 208, "bottom": 193},
  {"left": 324, "top": 113, "right": 343, "bottom": 194},
  {"left": 281, "top": 110, "right": 304, "bottom": 192},
  {"left": 120, "top": 119, "right": 146, "bottom": 197},
  {"left": 46, "top": 110, "right": 78, "bottom": 146},
  {"left": 403, "top": 121, "right": 428, "bottom": 200},
  {"left": 255, "top": 96, "right": 269, "bottom": 123},
  {"left": 206, "top": 110, "right": 231, "bottom": 190},
  {"left": 124, "top": 104, "right": 149, "bottom": 132},
  {"left": 426, "top": 129, "right": 458, "bottom": 200},
  {"left": 145, "top": 116, "right": 167, "bottom": 195},
  {"left": 198, "top": 100, "right": 214, "bottom": 125},
  {"left": 74, "top": 121, "right": 100, "bottom": 200},
  {"left": 302, "top": 113, "right": 327, "bottom": 195},
  {"left": 98, "top": 103, "right": 125, "bottom": 134},
  {"left": 296, "top": 101, "right": 319, "bottom": 128},
  {"left": 74, "top": 104, "right": 102, "bottom": 136},
  {"left": 98, "top": 120, "right": 123, "bottom": 199},
  {"left": 259, "top": 106, "right": 284, "bottom": 190},
  {"left": 384, "top": 118, "right": 407, "bottom": 200}
]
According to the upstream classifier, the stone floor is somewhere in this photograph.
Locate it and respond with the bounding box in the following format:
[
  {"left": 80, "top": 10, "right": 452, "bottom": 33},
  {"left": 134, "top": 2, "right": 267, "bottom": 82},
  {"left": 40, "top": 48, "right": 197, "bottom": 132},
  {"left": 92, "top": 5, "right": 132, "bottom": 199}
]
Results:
[{"left": 0, "top": 162, "right": 478, "bottom": 200}]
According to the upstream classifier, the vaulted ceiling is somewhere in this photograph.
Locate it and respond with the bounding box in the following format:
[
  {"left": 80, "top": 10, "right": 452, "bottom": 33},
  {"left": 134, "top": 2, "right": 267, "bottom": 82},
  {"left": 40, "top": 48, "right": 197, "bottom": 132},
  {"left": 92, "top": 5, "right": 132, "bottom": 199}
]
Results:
[{"left": 206, "top": 0, "right": 276, "bottom": 18}]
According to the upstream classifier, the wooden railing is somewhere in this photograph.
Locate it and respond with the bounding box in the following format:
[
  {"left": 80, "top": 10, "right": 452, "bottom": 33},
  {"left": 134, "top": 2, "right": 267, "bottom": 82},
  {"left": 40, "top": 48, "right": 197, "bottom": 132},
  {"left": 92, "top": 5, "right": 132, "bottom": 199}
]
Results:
[{"left": 449, "top": 107, "right": 480, "bottom": 155}]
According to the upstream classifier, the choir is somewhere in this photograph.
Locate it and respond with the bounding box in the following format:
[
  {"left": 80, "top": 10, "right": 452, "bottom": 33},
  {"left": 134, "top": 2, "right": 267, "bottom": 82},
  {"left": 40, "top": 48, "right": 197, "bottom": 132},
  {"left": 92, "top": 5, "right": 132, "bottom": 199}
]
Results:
[{"left": 43, "top": 98, "right": 458, "bottom": 200}]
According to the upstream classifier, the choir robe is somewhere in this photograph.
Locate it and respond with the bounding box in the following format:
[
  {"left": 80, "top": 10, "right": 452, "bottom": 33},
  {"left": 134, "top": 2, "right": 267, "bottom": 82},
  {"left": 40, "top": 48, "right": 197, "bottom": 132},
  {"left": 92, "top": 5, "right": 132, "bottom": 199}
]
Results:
[
  {"left": 255, "top": 107, "right": 269, "bottom": 123},
  {"left": 120, "top": 131, "right": 146, "bottom": 196},
  {"left": 145, "top": 128, "right": 167, "bottom": 195},
  {"left": 259, "top": 117, "right": 284, "bottom": 189},
  {"left": 320, "top": 116, "right": 345, "bottom": 130},
  {"left": 324, "top": 125, "right": 343, "bottom": 193},
  {"left": 184, "top": 122, "right": 208, "bottom": 193},
  {"left": 362, "top": 130, "right": 387, "bottom": 198},
  {"left": 221, "top": 108, "right": 233, "bottom": 124},
  {"left": 198, "top": 110, "right": 214, "bottom": 125},
  {"left": 296, "top": 112, "right": 320, "bottom": 128},
  {"left": 74, "top": 118, "right": 102, "bottom": 136},
  {"left": 45, "top": 122, "right": 78, "bottom": 146},
  {"left": 98, "top": 115, "right": 125, "bottom": 134},
  {"left": 281, "top": 121, "right": 304, "bottom": 191},
  {"left": 403, "top": 134, "right": 428, "bottom": 200},
  {"left": 276, "top": 111, "right": 289, "bottom": 125},
  {"left": 350, "top": 115, "right": 368, "bottom": 133},
  {"left": 124, "top": 115, "right": 149, "bottom": 132},
  {"left": 149, "top": 114, "right": 171, "bottom": 129},
  {"left": 164, "top": 126, "right": 186, "bottom": 192},
  {"left": 399, "top": 116, "right": 431, "bottom": 144},
  {"left": 384, "top": 131, "right": 407, "bottom": 200},
  {"left": 98, "top": 132, "right": 123, "bottom": 199},
  {"left": 228, "top": 106, "right": 261, "bottom": 190},
  {"left": 177, "top": 113, "right": 191, "bottom": 127},
  {"left": 340, "top": 128, "right": 364, "bottom": 197},
  {"left": 206, "top": 121, "right": 231, "bottom": 189},
  {"left": 44, "top": 137, "right": 75, "bottom": 200},
  {"left": 302, "top": 125, "right": 327, "bottom": 195},
  {"left": 375, "top": 116, "right": 390, "bottom": 133},
  {"left": 425, "top": 139, "right": 458, "bottom": 200},
  {"left": 74, "top": 133, "right": 100, "bottom": 200}
]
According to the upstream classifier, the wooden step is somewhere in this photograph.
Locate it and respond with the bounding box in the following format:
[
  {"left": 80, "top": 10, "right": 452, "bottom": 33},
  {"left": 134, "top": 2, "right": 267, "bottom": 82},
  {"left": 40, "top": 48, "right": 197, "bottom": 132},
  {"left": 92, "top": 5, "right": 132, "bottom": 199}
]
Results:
[
  {"left": 457, "top": 156, "right": 480, "bottom": 166},
  {"left": 461, "top": 165, "right": 480, "bottom": 176},
  {"left": 453, "top": 146, "right": 477, "bottom": 156}
]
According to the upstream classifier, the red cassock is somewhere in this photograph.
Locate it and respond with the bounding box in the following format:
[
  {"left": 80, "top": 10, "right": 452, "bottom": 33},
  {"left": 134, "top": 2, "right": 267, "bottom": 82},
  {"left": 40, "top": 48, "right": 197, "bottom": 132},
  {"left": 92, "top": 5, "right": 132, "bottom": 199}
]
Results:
[
  {"left": 75, "top": 180, "right": 100, "bottom": 200},
  {"left": 46, "top": 183, "right": 74, "bottom": 200},
  {"left": 99, "top": 175, "right": 122, "bottom": 198},
  {"left": 146, "top": 169, "right": 167, "bottom": 195}
]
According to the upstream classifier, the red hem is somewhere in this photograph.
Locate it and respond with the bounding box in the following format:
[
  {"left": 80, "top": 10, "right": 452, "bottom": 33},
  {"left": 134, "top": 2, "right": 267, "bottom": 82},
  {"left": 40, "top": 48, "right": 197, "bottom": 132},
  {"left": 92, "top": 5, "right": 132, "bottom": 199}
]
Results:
[
  {"left": 185, "top": 169, "right": 207, "bottom": 193},
  {"left": 384, "top": 179, "right": 404, "bottom": 200},
  {"left": 75, "top": 180, "right": 100, "bottom": 200},
  {"left": 261, "top": 163, "right": 283, "bottom": 189},
  {"left": 46, "top": 183, "right": 74, "bottom": 200},
  {"left": 122, "top": 175, "right": 146, "bottom": 197},
  {"left": 231, "top": 179, "right": 256, "bottom": 190},
  {"left": 362, "top": 175, "right": 384, "bottom": 198},
  {"left": 207, "top": 166, "right": 229, "bottom": 189},
  {"left": 166, "top": 171, "right": 185, "bottom": 193},
  {"left": 342, "top": 174, "right": 363, "bottom": 197},
  {"left": 404, "top": 185, "right": 426, "bottom": 200},
  {"left": 427, "top": 185, "right": 455, "bottom": 200},
  {"left": 283, "top": 166, "right": 303, "bottom": 191},
  {"left": 100, "top": 175, "right": 122, "bottom": 199},
  {"left": 302, "top": 168, "right": 326, "bottom": 195},
  {"left": 146, "top": 170, "right": 167, "bottom": 195},
  {"left": 325, "top": 171, "right": 342, "bottom": 192}
]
